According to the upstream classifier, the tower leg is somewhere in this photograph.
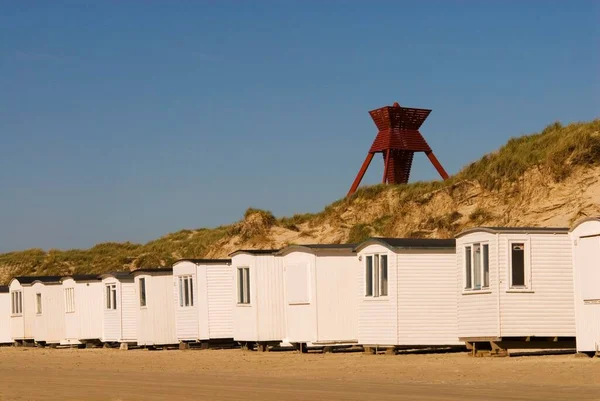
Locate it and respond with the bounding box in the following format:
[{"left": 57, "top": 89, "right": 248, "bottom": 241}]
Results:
[
  {"left": 348, "top": 153, "right": 375, "bottom": 196},
  {"left": 382, "top": 149, "right": 391, "bottom": 184},
  {"left": 425, "top": 151, "right": 450, "bottom": 180}
]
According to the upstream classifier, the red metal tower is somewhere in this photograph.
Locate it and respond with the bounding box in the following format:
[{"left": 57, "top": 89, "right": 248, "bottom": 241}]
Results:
[{"left": 347, "top": 102, "right": 449, "bottom": 196}]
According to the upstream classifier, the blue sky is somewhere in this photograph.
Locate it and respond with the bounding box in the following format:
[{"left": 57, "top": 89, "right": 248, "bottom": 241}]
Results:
[{"left": 0, "top": 1, "right": 598, "bottom": 252}]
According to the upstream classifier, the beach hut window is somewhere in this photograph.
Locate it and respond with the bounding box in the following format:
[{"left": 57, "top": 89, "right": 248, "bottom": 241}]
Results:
[
  {"left": 106, "top": 284, "right": 117, "bottom": 310},
  {"left": 366, "top": 254, "right": 387, "bottom": 297},
  {"left": 139, "top": 278, "right": 147, "bottom": 307},
  {"left": 237, "top": 267, "right": 250, "bottom": 304},
  {"left": 510, "top": 242, "right": 526, "bottom": 288},
  {"left": 65, "top": 288, "right": 75, "bottom": 313},
  {"left": 179, "top": 276, "right": 194, "bottom": 307},
  {"left": 464, "top": 243, "right": 490, "bottom": 291},
  {"left": 36, "top": 293, "right": 42, "bottom": 315},
  {"left": 11, "top": 291, "right": 23, "bottom": 315}
]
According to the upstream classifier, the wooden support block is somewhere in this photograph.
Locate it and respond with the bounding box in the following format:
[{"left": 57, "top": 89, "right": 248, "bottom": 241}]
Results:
[
  {"left": 119, "top": 343, "right": 129, "bottom": 351},
  {"left": 363, "top": 347, "right": 376, "bottom": 355},
  {"left": 200, "top": 342, "right": 209, "bottom": 350},
  {"left": 322, "top": 346, "right": 333, "bottom": 354},
  {"left": 385, "top": 348, "right": 397, "bottom": 356},
  {"left": 179, "top": 342, "right": 190, "bottom": 351}
]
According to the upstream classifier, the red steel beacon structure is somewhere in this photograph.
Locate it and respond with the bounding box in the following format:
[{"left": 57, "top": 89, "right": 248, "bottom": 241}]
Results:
[{"left": 347, "top": 102, "right": 449, "bottom": 196}]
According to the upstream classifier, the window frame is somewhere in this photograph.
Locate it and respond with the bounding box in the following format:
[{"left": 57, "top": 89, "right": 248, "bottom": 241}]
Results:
[
  {"left": 364, "top": 253, "right": 389, "bottom": 298},
  {"left": 35, "top": 293, "right": 42, "bottom": 315},
  {"left": 139, "top": 277, "right": 147, "bottom": 308},
  {"left": 11, "top": 290, "right": 23, "bottom": 316},
  {"left": 178, "top": 275, "right": 194, "bottom": 308},
  {"left": 508, "top": 239, "right": 531, "bottom": 291},
  {"left": 64, "top": 287, "right": 75, "bottom": 313},
  {"left": 237, "top": 267, "right": 251, "bottom": 305},
  {"left": 463, "top": 242, "right": 491, "bottom": 292},
  {"left": 105, "top": 284, "right": 117, "bottom": 310}
]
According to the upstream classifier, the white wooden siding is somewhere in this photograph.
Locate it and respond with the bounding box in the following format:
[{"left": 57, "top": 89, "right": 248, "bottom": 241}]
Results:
[
  {"left": 136, "top": 273, "right": 177, "bottom": 346},
  {"left": 102, "top": 278, "right": 121, "bottom": 342},
  {"left": 0, "top": 292, "right": 11, "bottom": 343},
  {"left": 571, "top": 219, "right": 600, "bottom": 352},
  {"left": 232, "top": 253, "right": 285, "bottom": 343},
  {"left": 207, "top": 265, "right": 234, "bottom": 339},
  {"left": 121, "top": 281, "right": 137, "bottom": 342},
  {"left": 357, "top": 244, "right": 398, "bottom": 346},
  {"left": 397, "top": 250, "right": 461, "bottom": 345},
  {"left": 314, "top": 253, "right": 359, "bottom": 344},
  {"left": 283, "top": 252, "right": 316, "bottom": 343},
  {"left": 9, "top": 280, "right": 35, "bottom": 340},
  {"left": 77, "top": 281, "right": 103, "bottom": 341},
  {"left": 62, "top": 279, "right": 79, "bottom": 343},
  {"left": 456, "top": 232, "right": 499, "bottom": 339},
  {"left": 232, "top": 254, "right": 258, "bottom": 341},
  {"left": 173, "top": 262, "right": 200, "bottom": 341},
  {"left": 498, "top": 233, "right": 575, "bottom": 337}
]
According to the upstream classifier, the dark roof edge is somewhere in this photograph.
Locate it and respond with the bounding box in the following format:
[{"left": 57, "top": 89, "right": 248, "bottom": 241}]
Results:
[
  {"left": 229, "top": 249, "right": 281, "bottom": 257},
  {"left": 132, "top": 268, "right": 173, "bottom": 275},
  {"left": 276, "top": 244, "right": 356, "bottom": 256},
  {"left": 0, "top": 286, "right": 9, "bottom": 293},
  {"left": 456, "top": 226, "right": 570, "bottom": 238},
  {"left": 174, "top": 259, "right": 232, "bottom": 265},
  {"left": 354, "top": 238, "right": 456, "bottom": 253}
]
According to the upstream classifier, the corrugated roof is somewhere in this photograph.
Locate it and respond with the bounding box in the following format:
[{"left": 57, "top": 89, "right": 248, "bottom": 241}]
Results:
[
  {"left": 456, "top": 226, "right": 569, "bottom": 238},
  {"left": 174, "top": 259, "right": 232, "bottom": 265},
  {"left": 229, "top": 249, "right": 281, "bottom": 256},
  {"left": 354, "top": 238, "right": 456, "bottom": 252},
  {"left": 13, "top": 276, "right": 63, "bottom": 285},
  {"left": 0, "top": 286, "right": 9, "bottom": 293}
]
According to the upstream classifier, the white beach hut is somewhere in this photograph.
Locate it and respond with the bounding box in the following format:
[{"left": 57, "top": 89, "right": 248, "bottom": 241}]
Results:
[
  {"left": 172, "top": 259, "right": 233, "bottom": 348},
  {"left": 100, "top": 272, "right": 137, "bottom": 347},
  {"left": 456, "top": 227, "right": 575, "bottom": 355},
  {"left": 32, "top": 278, "right": 66, "bottom": 346},
  {"left": 570, "top": 217, "right": 600, "bottom": 355},
  {"left": 355, "top": 238, "right": 461, "bottom": 353},
  {"left": 133, "top": 268, "right": 177, "bottom": 347},
  {"left": 61, "top": 275, "right": 104, "bottom": 346},
  {"left": 9, "top": 276, "right": 61, "bottom": 345},
  {"left": 277, "top": 244, "right": 359, "bottom": 351},
  {"left": 230, "top": 250, "right": 285, "bottom": 351},
  {"left": 0, "top": 286, "right": 12, "bottom": 344}
]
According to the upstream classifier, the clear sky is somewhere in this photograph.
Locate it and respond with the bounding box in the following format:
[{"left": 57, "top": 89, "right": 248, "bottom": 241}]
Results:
[{"left": 0, "top": 1, "right": 598, "bottom": 253}]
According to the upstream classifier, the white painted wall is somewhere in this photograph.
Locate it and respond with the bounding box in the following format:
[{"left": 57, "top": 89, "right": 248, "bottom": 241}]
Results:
[
  {"left": 571, "top": 219, "right": 600, "bottom": 353},
  {"left": 62, "top": 278, "right": 104, "bottom": 345},
  {"left": 206, "top": 265, "right": 233, "bottom": 339},
  {"left": 232, "top": 253, "right": 285, "bottom": 343},
  {"left": 102, "top": 276, "right": 137, "bottom": 343},
  {"left": 358, "top": 243, "right": 459, "bottom": 346},
  {"left": 457, "top": 230, "right": 575, "bottom": 340},
  {"left": 283, "top": 249, "right": 359, "bottom": 345},
  {"left": 456, "top": 232, "right": 500, "bottom": 339},
  {"left": 32, "top": 282, "right": 65, "bottom": 344},
  {"left": 0, "top": 291, "right": 11, "bottom": 344},
  {"left": 357, "top": 244, "right": 398, "bottom": 346},
  {"left": 135, "top": 272, "right": 177, "bottom": 346},
  {"left": 397, "top": 250, "right": 460, "bottom": 345},
  {"left": 173, "top": 261, "right": 201, "bottom": 341},
  {"left": 9, "top": 280, "right": 35, "bottom": 340}
]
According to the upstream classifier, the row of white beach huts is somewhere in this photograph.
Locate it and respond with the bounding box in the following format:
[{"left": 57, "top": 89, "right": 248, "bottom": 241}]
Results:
[{"left": 1, "top": 218, "right": 599, "bottom": 355}]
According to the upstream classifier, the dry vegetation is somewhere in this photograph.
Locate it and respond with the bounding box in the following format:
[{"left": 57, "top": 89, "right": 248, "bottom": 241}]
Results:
[{"left": 1, "top": 120, "right": 599, "bottom": 283}]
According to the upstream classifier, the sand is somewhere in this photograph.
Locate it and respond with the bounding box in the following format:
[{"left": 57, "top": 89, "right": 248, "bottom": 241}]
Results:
[{"left": 0, "top": 347, "right": 598, "bottom": 401}]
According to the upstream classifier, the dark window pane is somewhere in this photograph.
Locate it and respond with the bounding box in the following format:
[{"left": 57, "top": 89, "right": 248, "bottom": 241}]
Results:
[
  {"left": 365, "top": 256, "right": 373, "bottom": 296},
  {"left": 465, "top": 247, "right": 472, "bottom": 289},
  {"left": 380, "top": 255, "right": 388, "bottom": 296},
  {"left": 483, "top": 244, "right": 490, "bottom": 288},
  {"left": 511, "top": 243, "right": 525, "bottom": 287}
]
